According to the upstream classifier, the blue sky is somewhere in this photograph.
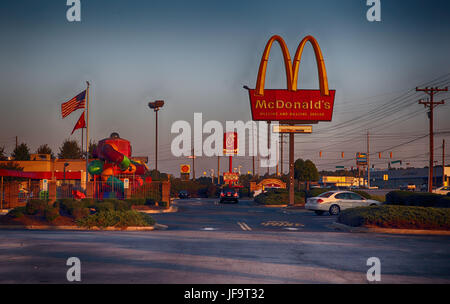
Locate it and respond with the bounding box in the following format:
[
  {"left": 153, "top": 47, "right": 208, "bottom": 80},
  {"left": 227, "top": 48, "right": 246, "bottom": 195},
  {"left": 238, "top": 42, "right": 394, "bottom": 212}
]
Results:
[{"left": 0, "top": 0, "right": 449, "bottom": 174}]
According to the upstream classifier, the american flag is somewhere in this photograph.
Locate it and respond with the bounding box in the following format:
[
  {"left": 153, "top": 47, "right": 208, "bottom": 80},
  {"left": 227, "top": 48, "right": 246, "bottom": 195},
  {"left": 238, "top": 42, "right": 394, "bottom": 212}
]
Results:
[{"left": 61, "top": 90, "right": 86, "bottom": 118}]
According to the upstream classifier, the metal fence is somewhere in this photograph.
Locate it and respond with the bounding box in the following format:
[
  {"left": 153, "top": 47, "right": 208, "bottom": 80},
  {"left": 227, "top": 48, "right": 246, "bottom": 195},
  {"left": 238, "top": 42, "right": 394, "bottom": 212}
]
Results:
[{"left": 0, "top": 179, "right": 165, "bottom": 209}]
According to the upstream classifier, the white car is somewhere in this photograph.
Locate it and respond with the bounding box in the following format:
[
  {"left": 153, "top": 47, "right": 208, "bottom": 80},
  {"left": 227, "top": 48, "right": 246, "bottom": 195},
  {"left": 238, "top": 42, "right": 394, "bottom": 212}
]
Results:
[
  {"left": 433, "top": 186, "right": 450, "bottom": 195},
  {"left": 305, "top": 191, "right": 382, "bottom": 216}
]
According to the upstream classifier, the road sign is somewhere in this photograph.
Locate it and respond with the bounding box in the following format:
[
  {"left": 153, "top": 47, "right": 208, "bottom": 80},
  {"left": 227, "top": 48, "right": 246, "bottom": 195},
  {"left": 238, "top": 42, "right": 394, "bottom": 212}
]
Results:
[
  {"left": 336, "top": 166, "right": 345, "bottom": 169},
  {"left": 272, "top": 125, "right": 312, "bottom": 133},
  {"left": 223, "top": 172, "right": 239, "bottom": 182},
  {"left": 42, "top": 179, "right": 48, "bottom": 191},
  {"left": 223, "top": 132, "right": 238, "bottom": 155},
  {"left": 383, "top": 174, "right": 389, "bottom": 181},
  {"left": 356, "top": 152, "right": 368, "bottom": 166},
  {"left": 180, "top": 164, "right": 191, "bottom": 174}
]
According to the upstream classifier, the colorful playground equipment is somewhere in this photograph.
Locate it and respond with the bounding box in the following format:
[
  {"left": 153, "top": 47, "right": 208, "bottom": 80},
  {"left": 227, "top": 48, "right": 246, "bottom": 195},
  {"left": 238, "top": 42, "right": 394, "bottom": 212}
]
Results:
[{"left": 88, "top": 132, "right": 148, "bottom": 198}]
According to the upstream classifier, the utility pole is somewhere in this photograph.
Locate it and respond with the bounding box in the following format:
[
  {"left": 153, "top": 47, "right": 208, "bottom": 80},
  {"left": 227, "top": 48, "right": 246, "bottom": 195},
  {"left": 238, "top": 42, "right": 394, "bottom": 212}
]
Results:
[
  {"left": 443, "top": 139, "right": 446, "bottom": 186},
  {"left": 217, "top": 156, "right": 220, "bottom": 184},
  {"left": 367, "top": 131, "right": 370, "bottom": 188},
  {"left": 417, "top": 86, "right": 448, "bottom": 192}
]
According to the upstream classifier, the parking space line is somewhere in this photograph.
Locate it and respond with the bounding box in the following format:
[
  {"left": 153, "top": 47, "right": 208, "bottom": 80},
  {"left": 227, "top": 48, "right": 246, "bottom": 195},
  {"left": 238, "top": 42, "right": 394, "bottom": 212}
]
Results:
[{"left": 237, "top": 222, "right": 252, "bottom": 231}]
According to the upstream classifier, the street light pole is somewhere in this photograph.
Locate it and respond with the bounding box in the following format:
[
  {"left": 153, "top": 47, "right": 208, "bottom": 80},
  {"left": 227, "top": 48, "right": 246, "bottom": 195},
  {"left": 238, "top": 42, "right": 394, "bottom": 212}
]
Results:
[{"left": 148, "top": 100, "right": 165, "bottom": 172}]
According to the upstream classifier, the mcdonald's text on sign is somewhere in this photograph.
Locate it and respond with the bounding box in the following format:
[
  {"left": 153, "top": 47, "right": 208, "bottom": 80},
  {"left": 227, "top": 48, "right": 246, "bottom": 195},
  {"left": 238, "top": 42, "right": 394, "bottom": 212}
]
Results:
[{"left": 249, "top": 89, "right": 336, "bottom": 122}]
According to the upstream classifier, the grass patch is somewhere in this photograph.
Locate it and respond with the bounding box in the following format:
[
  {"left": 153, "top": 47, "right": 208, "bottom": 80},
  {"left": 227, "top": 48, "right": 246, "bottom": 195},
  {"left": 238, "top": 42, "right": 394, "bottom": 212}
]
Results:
[{"left": 338, "top": 205, "right": 450, "bottom": 230}]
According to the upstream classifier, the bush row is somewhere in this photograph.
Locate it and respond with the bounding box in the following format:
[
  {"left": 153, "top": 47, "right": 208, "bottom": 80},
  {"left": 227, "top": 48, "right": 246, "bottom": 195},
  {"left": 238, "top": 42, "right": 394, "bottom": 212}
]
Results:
[
  {"left": 385, "top": 191, "right": 450, "bottom": 208},
  {"left": 7, "top": 197, "right": 162, "bottom": 223},
  {"left": 76, "top": 210, "right": 155, "bottom": 228},
  {"left": 338, "top": 205, "right": 450, "bottom": 230}
]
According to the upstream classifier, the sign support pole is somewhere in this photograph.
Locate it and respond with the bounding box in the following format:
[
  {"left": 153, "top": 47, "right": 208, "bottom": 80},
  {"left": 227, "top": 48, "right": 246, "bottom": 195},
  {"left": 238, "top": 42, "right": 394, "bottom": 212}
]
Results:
[
  {"left": 85, "top": 81, "right": 90, "bottom": 190},
  {"left": 289, "top": 132, "right": 294, "bottom": 205}
]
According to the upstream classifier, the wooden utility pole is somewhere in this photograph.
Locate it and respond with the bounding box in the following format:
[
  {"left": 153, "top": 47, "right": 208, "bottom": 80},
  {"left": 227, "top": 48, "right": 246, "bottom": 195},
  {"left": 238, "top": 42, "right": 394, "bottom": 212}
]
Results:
[
  {"left": 443, "top": 139, "right": 446, "bottom": 186},
  {"left": 417, "top": 87, "right": 448, "bottom": 192},
  {"left": 367, "top": 131, "right": 370, "bottom": 188}
]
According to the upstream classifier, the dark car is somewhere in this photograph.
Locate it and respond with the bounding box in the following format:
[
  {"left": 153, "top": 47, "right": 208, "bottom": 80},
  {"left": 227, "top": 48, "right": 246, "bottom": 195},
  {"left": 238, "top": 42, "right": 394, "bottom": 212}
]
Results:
[
  {"left": 219, "top": 187, "right": 239, "bottom": 204},
  {"left": 178, "top": 190, "right": 190, "bottom": 199}
]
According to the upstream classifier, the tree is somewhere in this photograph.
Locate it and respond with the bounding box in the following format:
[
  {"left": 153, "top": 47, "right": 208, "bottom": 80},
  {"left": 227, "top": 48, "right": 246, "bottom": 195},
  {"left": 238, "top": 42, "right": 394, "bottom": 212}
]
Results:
[
  {"left": 0, "top": 161, "right": 24, "bottom": 181},
  {"left": 88, "top": 141, "right": 98, "bottom": 159},
  {"left": 58, "top": 139, "right": 82, "bottom": 159},
  {"left": 0, "top": 146, "right": 7, "bottom": 161},
  {"left": 294, "top": 158, "right": 319, "bottom": 190},
  {"left": 12, "top": 143, "right": 30, "bottom": 160},
  {"left": 36, "top": 144, "right": 54, "bottom": 159}
]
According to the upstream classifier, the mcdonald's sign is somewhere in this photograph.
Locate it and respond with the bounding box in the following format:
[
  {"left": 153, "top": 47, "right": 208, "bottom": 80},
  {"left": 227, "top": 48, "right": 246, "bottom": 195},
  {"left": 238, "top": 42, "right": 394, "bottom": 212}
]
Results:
[{"left": 247, "top": 35, "right": 335, "bottom": 122}]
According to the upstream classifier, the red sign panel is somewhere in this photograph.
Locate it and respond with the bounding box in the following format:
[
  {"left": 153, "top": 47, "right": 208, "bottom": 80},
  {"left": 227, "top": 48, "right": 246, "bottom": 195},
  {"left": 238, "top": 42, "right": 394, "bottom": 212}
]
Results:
[
  {"left": 223, "top": 132, "right": 238, "bottom": 155},
  {"left": 248, "top": 89, "right": 336, "bottom": 122},
  {"left": 223, "top": 172, "right": 239, "bottom": 182}
]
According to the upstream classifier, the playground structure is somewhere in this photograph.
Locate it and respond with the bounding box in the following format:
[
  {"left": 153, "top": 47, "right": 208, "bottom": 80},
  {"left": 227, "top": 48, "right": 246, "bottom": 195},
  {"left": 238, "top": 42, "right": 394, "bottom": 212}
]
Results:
[{"left": 88, "top": 132, "right": 149, "bottom": 199}]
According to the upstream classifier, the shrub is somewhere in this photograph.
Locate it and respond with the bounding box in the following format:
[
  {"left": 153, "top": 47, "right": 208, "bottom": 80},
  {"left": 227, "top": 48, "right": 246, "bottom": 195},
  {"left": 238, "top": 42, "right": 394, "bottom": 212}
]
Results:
[
  {"left": 254, "top": 189, "right": 304, "bottom": 205},
  {"left": 385, "top": 191, "right": 449, "bottom": 208},
  {"left": 26, "top": 199, "right": 48, "bottom": 215},
  {"left": 8, "top": 207, "right": 26, "bottom": 218},
  {"left": 145, "top": 198, "right": 156, "bottom": 206},
  {"left": 93, "top": 201, "right": 115, "bottom": 213},
  {"left": 112, "top": 200, "right": 131, "bottom": 211},
  {"left": 338, "top": 205, "right": 450, "bottom": 230},
  {"left": 125, "top": 198, "right": 146, "bottom": 206},
  {"left": 72, "top": 207, "right": 90, "bottom": 220},
  {"left": 76, "top": 210, "right": 155, "bottom": 228},
  {"left": 44, "top": 207, "right": 60, "bottom": 222}
]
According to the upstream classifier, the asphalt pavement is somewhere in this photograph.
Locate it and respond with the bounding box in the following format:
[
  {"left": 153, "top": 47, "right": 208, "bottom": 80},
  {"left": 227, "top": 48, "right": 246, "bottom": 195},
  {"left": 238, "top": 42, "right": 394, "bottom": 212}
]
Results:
[{"left": 0, "top": 197, "right": 449, "bottom": 283}]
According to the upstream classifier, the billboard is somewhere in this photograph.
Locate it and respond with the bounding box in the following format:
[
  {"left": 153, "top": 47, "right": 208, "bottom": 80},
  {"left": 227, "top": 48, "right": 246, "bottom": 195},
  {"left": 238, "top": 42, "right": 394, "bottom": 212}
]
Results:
[{"left": 247, "top": 35, "right": 335, "bottom": 122}]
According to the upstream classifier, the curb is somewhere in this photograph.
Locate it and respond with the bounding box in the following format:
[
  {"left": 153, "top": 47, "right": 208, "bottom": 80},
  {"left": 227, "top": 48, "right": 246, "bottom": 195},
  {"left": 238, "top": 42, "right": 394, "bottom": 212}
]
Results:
[
  {"left": 330, "top": 222, "right": 450, "bottom": 235},
  {"left": 136, "top": 206, "right": 178, "bottom": 214},
  {"left": 0, "top": 225, "right": 156, "bottom": 231}
]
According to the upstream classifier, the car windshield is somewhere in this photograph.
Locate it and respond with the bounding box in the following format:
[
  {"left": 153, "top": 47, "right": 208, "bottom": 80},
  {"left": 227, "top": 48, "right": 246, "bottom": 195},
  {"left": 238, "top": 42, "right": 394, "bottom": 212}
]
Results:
[
  {"left": 222, "top": 188, "right": 235, "bottom": 192},
  {"left": 318, "top": 192, "right": 334, "bottom": 198}
]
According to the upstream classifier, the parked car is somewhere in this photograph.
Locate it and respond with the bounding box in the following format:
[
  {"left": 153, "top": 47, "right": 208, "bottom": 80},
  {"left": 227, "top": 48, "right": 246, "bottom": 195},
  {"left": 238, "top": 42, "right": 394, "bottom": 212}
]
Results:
[
  {"left": 399, "top": 183, "right": 416, "bottom": 191},
  {"left": 219, "top": 187, "right": 239, "bottom": 204},
  {"left": 433, "top": 186, "right": 450, "bottom": 195},
  {"left": 305, "top": 191, "right": 382, "bottom": 216},
  {"left": 178, "top": 190, "right": 190, "bottom": 199}
]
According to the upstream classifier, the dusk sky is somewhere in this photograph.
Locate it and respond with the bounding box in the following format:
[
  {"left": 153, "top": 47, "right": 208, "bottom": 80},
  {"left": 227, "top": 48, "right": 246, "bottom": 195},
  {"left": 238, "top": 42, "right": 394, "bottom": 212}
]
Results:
[{"left": 0, "top": 0, "right": 449, "bottom": 175}]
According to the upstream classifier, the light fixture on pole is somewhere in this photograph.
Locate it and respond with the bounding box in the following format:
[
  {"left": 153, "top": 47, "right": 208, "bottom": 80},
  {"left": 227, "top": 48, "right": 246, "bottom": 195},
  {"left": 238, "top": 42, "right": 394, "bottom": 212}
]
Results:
[{"left": 148, "top": 100, "right": 165, "bottom": 172}]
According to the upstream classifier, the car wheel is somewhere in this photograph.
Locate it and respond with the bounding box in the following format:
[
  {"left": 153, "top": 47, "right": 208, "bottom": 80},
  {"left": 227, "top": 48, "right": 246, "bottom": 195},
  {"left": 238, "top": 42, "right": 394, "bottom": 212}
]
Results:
[
  {"left": 370, "top": 203, "right": 377, "bottom": 206},
  {"left": 329, "top": 205, "right": 340, "bottom": 216},
  {"left": 314, "top": 211, "right": 324, "bottom": 216}
]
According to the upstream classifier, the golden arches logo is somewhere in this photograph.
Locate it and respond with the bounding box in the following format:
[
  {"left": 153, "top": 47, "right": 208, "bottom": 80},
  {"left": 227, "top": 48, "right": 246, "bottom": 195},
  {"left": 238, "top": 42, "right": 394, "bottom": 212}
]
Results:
[
  {"left": 255, "top": 35, "right": 329, "bottom": 96},
  {"left": 247, "top": 35, "right": 335, "bottom": 123}
]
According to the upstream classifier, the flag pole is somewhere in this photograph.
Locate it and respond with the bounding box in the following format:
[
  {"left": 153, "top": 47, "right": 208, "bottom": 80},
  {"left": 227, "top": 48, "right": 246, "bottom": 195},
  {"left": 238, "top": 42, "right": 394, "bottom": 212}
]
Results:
[{"left": 85, "top": 81, "right": 90, "bottom": 189}]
